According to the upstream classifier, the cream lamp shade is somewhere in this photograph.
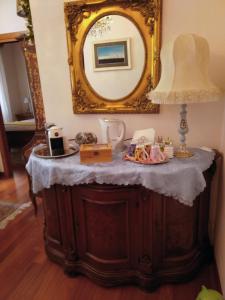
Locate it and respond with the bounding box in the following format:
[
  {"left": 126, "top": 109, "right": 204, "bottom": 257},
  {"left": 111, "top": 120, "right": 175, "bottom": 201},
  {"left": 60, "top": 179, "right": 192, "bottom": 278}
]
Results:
[{"left": 147, "top": 33, "right": 223, "bottom": 157}]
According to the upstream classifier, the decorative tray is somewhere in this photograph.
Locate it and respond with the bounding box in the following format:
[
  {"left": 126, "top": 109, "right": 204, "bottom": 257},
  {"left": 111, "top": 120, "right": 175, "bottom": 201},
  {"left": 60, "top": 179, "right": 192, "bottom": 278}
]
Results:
[
  {"left": 123, "top": 154, "right": 169, "bottom": 165},
  {"left": 34, "top": 145, "right": 79, "bottom": 159}
]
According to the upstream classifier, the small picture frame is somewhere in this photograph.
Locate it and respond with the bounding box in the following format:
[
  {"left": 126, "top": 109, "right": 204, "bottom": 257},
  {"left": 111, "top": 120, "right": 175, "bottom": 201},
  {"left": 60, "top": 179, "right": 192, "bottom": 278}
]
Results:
[{"left": 93, "top": 38, "right": 131, "bottom": 71}]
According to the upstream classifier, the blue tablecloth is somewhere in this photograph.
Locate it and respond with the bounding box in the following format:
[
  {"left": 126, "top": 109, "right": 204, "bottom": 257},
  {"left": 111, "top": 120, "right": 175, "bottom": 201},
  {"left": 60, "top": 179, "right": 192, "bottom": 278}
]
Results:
[{"left": 26, "top": 147, "right": 215, "bottom": 206}]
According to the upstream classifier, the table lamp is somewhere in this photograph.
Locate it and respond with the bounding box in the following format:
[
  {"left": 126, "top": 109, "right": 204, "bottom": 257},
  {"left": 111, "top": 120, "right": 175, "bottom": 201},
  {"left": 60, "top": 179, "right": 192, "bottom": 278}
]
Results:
[{"left": 147, "top": 33, "right": 223, "bottom": 158}]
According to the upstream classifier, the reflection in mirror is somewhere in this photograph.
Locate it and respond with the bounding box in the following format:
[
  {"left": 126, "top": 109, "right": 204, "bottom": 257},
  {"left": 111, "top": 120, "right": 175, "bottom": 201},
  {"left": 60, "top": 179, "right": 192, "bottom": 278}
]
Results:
[
  {"left": 0, "top": 42, "right": 35, "bottom": 166},
  {"left": 0, "top": 43, "right": 34, "bottom": 122},
  {"left": 83, "top": 15, "right": 145, "bottom": 100}
]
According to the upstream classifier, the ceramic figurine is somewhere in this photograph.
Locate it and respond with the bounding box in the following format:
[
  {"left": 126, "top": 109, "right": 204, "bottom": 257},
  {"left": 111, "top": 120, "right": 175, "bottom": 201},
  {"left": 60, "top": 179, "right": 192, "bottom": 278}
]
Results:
[
  {"left": 75, "top": 132, "right": 97, "bottom": 145},
  {"left": 141, "top": 145, "right": 150, "bottom": 160},
  {"left": 127, "top": 144, "right": 136, "bottom": 157},
  {"left": 150, "top": 145, "right": 164, "bottom": 162},
  {"left": 164, "top": 137, "right": 172, "bottom": 145},
  {"left": 164, "top": 145, "right": 174, "bottom": 158},
  {"left": 144, "top": 144, "right": 152, "bottom": 156},
  {"left": 135, "top": 145, "right": 145, "bottom": 161}
]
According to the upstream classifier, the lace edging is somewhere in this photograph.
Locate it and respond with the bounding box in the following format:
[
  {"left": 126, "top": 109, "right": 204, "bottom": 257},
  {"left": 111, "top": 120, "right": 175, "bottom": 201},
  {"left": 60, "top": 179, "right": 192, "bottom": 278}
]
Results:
[{"left": 147, "top": 88, "right": 223, "bottom": 104}]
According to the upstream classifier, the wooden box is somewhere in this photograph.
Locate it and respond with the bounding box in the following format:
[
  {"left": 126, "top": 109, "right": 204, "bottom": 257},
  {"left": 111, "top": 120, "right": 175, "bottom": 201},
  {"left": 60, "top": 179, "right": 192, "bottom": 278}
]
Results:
[{"left": 80, "top": 143, "right": 112, "bottom": 164}]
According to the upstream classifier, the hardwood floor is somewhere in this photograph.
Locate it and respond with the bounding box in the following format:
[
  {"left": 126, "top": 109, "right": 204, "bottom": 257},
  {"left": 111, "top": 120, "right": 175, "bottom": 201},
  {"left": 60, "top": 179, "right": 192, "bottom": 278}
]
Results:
[
  {"left": 0, "top": 165, "right": 30, "bottom": 204},
  {"left": 0, "top": 167, "right": 222, "bottom": 300}
]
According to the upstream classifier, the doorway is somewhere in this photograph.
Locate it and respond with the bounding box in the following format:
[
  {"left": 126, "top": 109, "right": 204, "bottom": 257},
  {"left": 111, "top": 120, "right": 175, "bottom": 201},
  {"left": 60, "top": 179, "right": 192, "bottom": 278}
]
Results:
[
  {"left": 0, "top": 32, "right": 35, "bottom": 177},
  {"left": 0, "top": 32, "right": 45, "bottom": 210}
]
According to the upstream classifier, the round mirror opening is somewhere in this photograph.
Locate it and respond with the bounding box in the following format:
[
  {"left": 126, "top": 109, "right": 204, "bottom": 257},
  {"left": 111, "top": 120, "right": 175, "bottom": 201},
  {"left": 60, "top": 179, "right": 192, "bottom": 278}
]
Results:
[{"left": 83, "top": 15, "right": 145, "bottom": 101}]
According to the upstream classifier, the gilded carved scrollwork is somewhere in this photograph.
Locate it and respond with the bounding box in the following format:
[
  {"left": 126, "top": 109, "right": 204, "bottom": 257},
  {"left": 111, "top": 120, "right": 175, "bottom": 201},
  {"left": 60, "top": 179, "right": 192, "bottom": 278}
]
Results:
[
  {"left": 65, "top": 0, "right": 160, "bottom": 42},
  {"left": 17, "top": 1, "right": 46, "bottom": 159},
  {"left": 23, "top": 42, "right": 46, "bottom": 131},
  {"left": 17, "top": 0, "right": 34, "bottom": 44},
  {"left": 73, "top": 80, "right": 106, "bottom": 113},
  {"left": 125, "top": 75, "right": 159, "bottom": 113},
  {"left": 121, "top": 0, "right": 160, "bottom": 35},
  {"left": 17, "top": 0, "right": 45, "bottom": 131},
  {"left": 22, "top": 42, "right": 46, "bottom": 159},
  {"left": 64, "top": 0, "right": 161, "bottom": 114},
  {"left": 65, "top": 4, "right": 93, "bottom": 43}
]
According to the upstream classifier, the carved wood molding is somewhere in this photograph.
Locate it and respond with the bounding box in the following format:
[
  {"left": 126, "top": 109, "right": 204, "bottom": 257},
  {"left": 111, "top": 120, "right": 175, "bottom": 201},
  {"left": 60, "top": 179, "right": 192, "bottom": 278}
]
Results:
[
  {"left": 0, "top": 32, "right": 26, "bottom": 44},
  {"left": 139, "top": 254, "right": 152, "bottom": 271}
]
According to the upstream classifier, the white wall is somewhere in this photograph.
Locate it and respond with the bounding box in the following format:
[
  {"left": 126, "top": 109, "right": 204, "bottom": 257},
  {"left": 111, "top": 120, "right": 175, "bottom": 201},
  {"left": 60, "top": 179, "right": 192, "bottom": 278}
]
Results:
[
  {"left": 0, "top": 0, "right": 26, "bottom": 34},
  {"left": 30, "top": 0, "right": 225, "bottom": 149},
  {"left": 83, "top": 15, "right": 145, "bottom": 100}
]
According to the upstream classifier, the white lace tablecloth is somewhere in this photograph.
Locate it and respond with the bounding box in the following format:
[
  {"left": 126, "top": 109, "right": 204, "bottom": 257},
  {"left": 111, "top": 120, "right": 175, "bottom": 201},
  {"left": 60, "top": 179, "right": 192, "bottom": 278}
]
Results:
[{"left": 26, "top": 147, "right": 215, "bottom": 206}]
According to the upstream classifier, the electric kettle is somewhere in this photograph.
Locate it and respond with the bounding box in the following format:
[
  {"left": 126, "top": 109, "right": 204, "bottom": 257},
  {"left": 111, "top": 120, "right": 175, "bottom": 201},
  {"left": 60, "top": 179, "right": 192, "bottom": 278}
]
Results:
[{"left": 99, "top": 118, "right": 126, "bottom": 152}]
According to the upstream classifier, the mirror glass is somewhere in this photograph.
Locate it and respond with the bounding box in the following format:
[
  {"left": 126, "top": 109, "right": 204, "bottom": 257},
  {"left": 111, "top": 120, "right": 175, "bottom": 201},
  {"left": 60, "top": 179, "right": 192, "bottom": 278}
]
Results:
[{"left": 83, "top": 14, "right": 145, "bottom": 100}]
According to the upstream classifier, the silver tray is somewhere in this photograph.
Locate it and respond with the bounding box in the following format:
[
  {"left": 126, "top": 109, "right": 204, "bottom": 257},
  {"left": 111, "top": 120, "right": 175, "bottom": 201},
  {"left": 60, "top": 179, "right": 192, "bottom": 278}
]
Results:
[{"left": 34, "top": 145, "right": 79, "bottom": 159}]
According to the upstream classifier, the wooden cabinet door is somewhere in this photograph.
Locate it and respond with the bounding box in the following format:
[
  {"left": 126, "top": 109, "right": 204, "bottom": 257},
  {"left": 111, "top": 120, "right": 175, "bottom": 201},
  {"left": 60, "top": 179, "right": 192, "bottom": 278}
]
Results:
[
  {"left": 42, "top": 186, "right": 64, "bottom": 252},
  {"left": 72, "top": 185, "right": 140, "bottom": 271},
  {"left": 43, "top": 185, "right": 77, "bottom": 261},
  {"left": 137, "top": 189, "right": 154, "bottom": 274}
]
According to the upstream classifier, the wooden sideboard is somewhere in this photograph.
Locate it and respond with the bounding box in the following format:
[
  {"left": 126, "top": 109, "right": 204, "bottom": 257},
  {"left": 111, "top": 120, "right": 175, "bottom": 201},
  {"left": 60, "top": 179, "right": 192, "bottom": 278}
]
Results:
[{"left": 41, "top": 160, "right": 216, "bottom": 290}]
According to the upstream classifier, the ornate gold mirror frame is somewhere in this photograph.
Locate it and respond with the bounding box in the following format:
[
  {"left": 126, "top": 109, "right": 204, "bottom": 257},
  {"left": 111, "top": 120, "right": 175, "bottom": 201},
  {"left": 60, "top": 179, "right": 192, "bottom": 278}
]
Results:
[
  {"left": 16, "top": 0, "right": 46, "bottom": 156},
  {"left": 23, "top": 43, "right": 45, "bottom": 133},
  {"left": 64, "top": 0, "right": 161, "bottom": 114}
]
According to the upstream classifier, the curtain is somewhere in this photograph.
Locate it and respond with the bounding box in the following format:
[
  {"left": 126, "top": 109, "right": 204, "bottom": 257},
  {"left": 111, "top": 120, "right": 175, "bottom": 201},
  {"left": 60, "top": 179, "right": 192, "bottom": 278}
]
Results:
[{"left": 0, "top": 48, "right": 13, "bottom": 122}]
